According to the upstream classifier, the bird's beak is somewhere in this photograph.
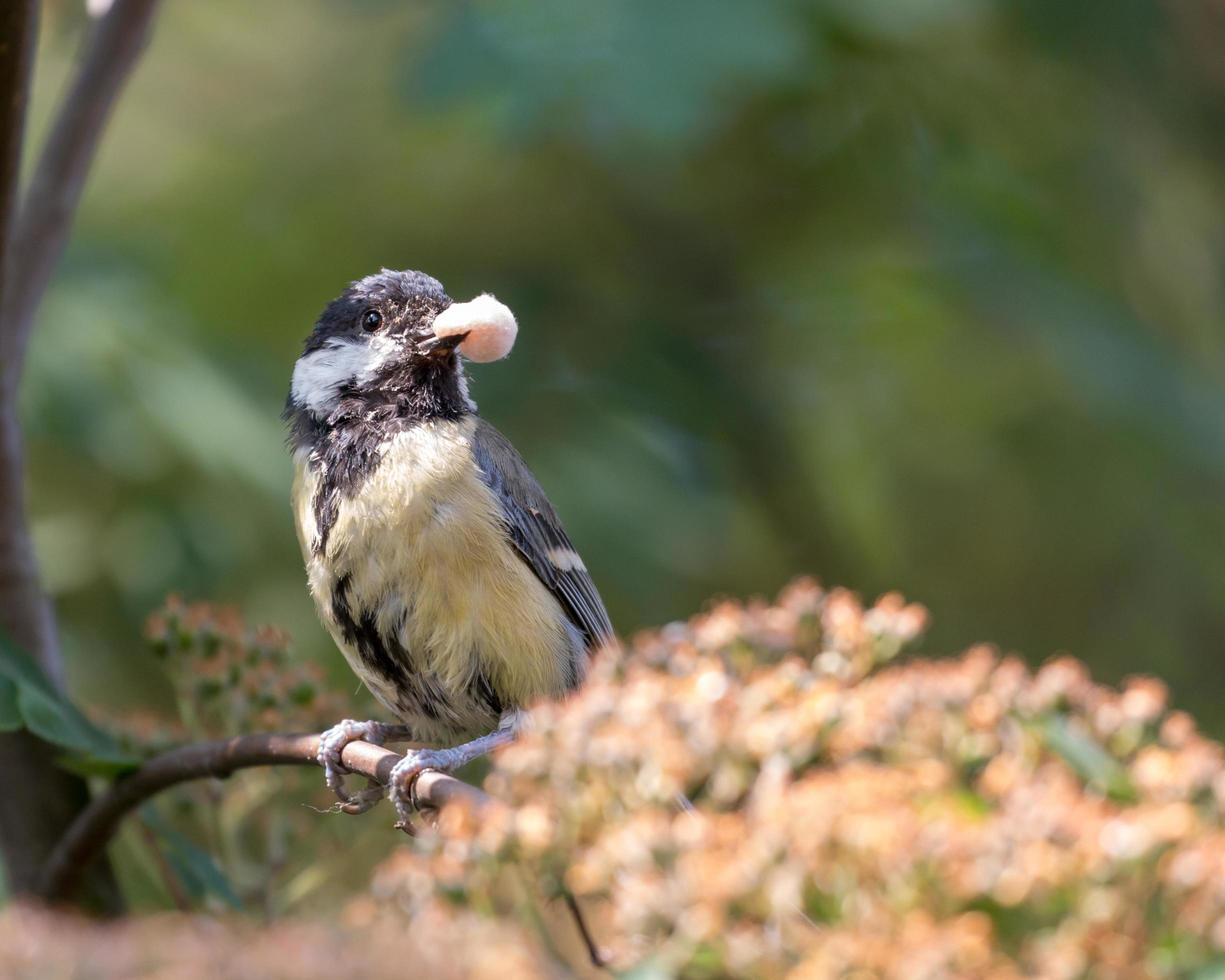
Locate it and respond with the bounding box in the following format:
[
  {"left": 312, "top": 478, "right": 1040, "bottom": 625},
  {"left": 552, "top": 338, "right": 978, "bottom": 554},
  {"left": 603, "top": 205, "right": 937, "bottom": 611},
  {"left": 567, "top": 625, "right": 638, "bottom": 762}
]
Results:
[{"left": 418, "top": 331, "right": 469, "bottom": 358}]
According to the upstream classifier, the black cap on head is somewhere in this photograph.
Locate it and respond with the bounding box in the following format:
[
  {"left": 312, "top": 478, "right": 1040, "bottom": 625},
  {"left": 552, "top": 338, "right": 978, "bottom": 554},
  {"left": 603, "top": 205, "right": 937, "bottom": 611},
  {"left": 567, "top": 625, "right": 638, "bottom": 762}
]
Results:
[
  {"left": 286, "top": 268, "right": 475, "bottom": 446},
  {"left": 303, "top": 269, "right": 452, "bottom": 353}
]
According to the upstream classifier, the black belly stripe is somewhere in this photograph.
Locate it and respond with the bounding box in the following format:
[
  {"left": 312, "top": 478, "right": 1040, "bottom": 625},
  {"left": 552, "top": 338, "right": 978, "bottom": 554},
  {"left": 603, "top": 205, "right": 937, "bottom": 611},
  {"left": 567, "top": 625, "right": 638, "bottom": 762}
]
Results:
[
  {"left": 329, "top": 575, "right": 507, "bottom": 734},
  {"left": 470, "top": 669, "right": 505, "bottom": 716},
  {"left": 412, "top": 674, "right": 445, "bottom": 720},
  {"left": 331, "top": 574, "right": 403, "bottom": 684}
]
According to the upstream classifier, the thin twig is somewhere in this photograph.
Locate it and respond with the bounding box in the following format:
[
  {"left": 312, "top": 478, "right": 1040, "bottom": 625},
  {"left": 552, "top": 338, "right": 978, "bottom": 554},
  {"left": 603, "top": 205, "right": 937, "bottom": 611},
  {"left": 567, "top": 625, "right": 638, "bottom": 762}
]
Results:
[
  {"left": 564, "top": 891, "right": 607, "bottom": 969},
  {"left": 1, "top": 0, "right": 161, "bottom": 388},
  {"left": 37, "top": 732, "right": 495, "bottom": 906}
]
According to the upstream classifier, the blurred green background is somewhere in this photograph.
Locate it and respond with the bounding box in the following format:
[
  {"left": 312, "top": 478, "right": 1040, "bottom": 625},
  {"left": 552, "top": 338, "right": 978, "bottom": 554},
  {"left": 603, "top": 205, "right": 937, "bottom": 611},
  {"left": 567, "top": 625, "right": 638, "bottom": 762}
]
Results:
[{"left": 19, "top": 1, "right": 1225, "bottom": 730}]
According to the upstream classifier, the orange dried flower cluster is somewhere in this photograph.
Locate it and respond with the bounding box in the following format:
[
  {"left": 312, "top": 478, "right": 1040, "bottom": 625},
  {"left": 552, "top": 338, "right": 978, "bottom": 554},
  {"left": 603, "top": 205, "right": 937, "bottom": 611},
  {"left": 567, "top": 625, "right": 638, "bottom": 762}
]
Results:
[
  {"left": 143, "top": 596, "right": 344, "bottom": 737},
  {"left": 81, "top": 600, "right": 364, "bottom": 912},
  {"left": 372, "top": 580, "right": 1225, "bottom": 978}
]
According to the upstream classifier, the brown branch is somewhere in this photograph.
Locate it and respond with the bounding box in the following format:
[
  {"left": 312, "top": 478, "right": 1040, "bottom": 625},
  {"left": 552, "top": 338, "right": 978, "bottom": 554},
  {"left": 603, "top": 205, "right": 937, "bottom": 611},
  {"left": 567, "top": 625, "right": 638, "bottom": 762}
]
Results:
[
  {"left": 37, "top": 733, "right": 495, "bottom": 906},
  {"left": 0, "top": 0, "right": 162, "bottom": 388}
]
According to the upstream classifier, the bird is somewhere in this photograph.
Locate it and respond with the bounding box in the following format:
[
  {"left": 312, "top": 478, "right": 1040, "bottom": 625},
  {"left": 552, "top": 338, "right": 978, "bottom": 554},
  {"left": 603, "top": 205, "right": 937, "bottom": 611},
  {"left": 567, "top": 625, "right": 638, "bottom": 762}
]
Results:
[{"left": 284, "top": 268, "right": 614, "bottom": 826}]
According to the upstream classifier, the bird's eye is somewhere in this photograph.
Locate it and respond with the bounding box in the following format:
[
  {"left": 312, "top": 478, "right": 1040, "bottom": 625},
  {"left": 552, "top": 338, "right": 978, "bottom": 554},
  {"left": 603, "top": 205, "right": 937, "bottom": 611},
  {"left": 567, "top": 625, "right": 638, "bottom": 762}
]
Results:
[{"left": 361, "top": 309, "right": 383, "bottom": 332}]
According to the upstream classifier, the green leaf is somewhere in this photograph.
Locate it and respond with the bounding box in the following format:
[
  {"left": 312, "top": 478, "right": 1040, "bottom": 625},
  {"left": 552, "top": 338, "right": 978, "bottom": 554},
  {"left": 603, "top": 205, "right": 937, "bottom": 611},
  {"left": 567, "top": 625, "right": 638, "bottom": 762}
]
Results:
[
  {"left": 17, "top": 683, "right": 101, "bottom": 752},
  {"left": 55, "top": 752, "right": 141, "bottom": 779},
  {"left": 0, "top": 676, "right": 21, "bottom": 732},
  {"left": 0, "top": 629, "right": 59, "bottom": 696},
  {"left": 1189, "top": 958, "right": 1225, "bottom": 980},
  {"left": 140, "top": 806, "right": 242, "bottom": 910},
  {"left": 1042, "top": 714, "right": 1136, "bottom": 802},
  {"left": 408, "top": 0, "right": 811, "bottom": 151},
  {"left": 0, "top": 628, "right": 140, "bottom": 767},
  {"left": 14, "top": 675, "right": 135, "bottom": 764}
]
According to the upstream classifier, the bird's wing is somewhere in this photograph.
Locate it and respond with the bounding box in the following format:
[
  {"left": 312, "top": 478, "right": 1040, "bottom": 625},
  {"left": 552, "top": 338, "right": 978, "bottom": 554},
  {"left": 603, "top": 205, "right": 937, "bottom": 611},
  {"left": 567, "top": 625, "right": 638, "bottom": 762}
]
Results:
[{"left": 470, "top": 418, "right": 615, "bottom": 652}]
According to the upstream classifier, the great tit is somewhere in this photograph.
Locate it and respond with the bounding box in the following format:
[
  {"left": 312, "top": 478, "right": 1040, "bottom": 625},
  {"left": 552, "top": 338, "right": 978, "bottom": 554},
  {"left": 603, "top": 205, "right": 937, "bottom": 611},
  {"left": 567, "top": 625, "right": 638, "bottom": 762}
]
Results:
[{"left": 285, "top": 269, "right": 613, "bottom": 825}]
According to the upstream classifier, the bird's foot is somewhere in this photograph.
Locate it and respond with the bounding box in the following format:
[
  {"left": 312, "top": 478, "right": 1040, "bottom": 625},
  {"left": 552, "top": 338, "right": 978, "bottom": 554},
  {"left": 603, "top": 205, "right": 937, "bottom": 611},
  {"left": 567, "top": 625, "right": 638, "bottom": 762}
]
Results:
[
  {"left": 387, "top": 748, "right": 461, "bottom": 831},
  {"left": 317, "top": 719, "right": 415, "bottom": 813},
  {"left": 387, "top": 723, "right": 518, "bottom": 831}
]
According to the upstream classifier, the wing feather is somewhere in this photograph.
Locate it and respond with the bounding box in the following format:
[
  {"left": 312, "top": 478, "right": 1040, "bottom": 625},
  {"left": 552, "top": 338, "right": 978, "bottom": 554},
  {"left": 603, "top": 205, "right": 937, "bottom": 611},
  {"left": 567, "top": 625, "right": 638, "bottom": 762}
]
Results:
[{"left": 471, "top": 419, "right": 614, "bottom": 652}]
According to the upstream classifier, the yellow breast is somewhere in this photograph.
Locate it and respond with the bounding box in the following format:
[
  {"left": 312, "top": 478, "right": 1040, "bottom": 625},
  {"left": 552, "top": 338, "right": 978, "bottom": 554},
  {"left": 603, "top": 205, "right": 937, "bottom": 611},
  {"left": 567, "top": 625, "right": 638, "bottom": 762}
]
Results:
[{"left": 293, "top": 416, "right": 574, "bottom": 731}]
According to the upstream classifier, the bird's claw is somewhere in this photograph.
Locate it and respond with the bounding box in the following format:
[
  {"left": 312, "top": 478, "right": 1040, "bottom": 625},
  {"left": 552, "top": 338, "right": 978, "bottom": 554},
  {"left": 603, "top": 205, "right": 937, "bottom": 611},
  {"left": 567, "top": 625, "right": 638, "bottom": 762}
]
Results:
[
  {"left": 388, "top": 749, "right": 454, "bottom": 832},
  {"left": 319, "top": 719, "right": 515, "bottom": 827},
  {"left": 317, "top": 718, "right": 399, "bottom": 810}
]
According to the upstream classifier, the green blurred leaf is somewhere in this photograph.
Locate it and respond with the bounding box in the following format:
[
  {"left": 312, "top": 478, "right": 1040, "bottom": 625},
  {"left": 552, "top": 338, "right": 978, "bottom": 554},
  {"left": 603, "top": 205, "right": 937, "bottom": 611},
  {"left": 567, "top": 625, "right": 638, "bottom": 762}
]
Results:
[
  {"left": 141, "top": 806, "right": 242, "bottom": 910},
  {"left": 13, "top": 678, "right": 135, "bottom": 765},
  {"left": 1042, "top": 715, "right": 1136, "bottom": 802},
  {"left": 0, "top": 629, "right": 139, "bottom": 768},
  {"left": 54, "top": 752, "right": 142, "bottom": 779},
  {"left": 823, "top": 0, "right": 986, "bottom": 42},
  {"left": 15, "top": 683, "right": 97, "bottom": 751},
  {"left": 410, "top": 0, "right": 812, "bottom": 149},
  {"left": 1190, "top": 958, "right": 1225, "bottom": 980},
  {"left": 0, "top": 676, "right": 20, "bottom": 732},
  {"left": 0, "top": 629, "right": 59, "bottom": 695}
]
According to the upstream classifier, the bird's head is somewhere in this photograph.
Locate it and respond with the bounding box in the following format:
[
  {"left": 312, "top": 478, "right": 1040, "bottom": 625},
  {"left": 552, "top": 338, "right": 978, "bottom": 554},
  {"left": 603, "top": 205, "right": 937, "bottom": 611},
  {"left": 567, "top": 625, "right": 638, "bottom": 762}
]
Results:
[{"left": 286, "top": 269, "right": 517, "bottom": 427}]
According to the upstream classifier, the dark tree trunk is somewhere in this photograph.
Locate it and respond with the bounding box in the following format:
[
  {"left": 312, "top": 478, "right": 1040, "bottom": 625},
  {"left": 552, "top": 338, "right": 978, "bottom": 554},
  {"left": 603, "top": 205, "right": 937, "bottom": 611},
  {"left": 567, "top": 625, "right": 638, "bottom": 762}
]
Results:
[{"left": 0, "top": 0, "right": 121, "bottom": 913}]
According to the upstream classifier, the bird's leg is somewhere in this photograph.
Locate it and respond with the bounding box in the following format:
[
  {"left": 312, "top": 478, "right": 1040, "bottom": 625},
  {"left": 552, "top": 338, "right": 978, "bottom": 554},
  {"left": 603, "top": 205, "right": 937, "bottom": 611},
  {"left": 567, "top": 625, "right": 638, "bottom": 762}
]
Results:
[
  {"left": 317, "top": 718, "right": 416, "bottom": 813},
  {"left": 388, "top": 711, "right": 522, "bottom": 830}
]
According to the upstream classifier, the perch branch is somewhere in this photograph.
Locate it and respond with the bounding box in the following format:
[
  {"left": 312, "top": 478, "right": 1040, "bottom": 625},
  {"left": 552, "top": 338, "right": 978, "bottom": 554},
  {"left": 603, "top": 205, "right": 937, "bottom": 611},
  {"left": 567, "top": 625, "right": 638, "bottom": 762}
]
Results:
[
  {"left": 1, "top": 0, "right": 161, "bottom": 387},
  {"left": 37, "top": 732, "right": 495, "bottom": 906}
]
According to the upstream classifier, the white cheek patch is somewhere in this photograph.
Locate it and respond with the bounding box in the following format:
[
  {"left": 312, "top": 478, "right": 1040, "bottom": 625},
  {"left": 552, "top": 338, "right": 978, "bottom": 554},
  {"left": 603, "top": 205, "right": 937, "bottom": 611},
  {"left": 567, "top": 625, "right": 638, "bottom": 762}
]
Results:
[
  {"left": 291, "top": 336, "right": 398, "bottom": 415},
  {"left": 432, "top": 293, "right": 518, "bottom": 363}
]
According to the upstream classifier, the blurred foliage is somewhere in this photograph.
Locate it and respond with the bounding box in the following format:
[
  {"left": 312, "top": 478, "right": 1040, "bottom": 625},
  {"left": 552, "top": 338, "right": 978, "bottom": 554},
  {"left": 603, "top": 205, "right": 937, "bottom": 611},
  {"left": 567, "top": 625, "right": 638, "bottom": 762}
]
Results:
[
  {"left": 375, "top": 580, "right": 1225, "bottom": 977},
  {"left": 17, "top": 0, "right": 1225, "bottom": 735},
  {"left": 12, "top": 581, "right": 1225, "bottom": 976},
  {"left": 95, "top": 601, "right": 391, "bottom": 914},
  {"left": 141, "top": 597, "right": 344, "bottom": 740},
  {"left": 0, "top": 902, "right": 560, "bottom": 979}
]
